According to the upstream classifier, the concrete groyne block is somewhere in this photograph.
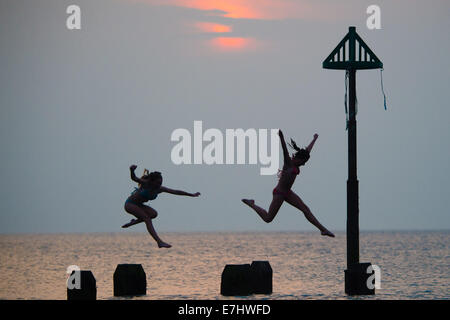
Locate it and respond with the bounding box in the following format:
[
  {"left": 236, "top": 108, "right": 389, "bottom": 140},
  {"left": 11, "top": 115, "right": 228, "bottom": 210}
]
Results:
[
  {"left": 67, "top": 270, "right": 96, "bottom": 300},
  {"left": 113, "top": 264, "right": 147, "bottom": 296},
  {"left": 250, "top": 261, "right": 272, "bottom": 294},
  {"left": 221, "top": 264, "right": 253, "bottom": 296},
  {"left": 345, "top": 262, "right": 376, "bottom": 295},
  {"left": 221, "top": 261, "right": 273, "bottom": 296}
]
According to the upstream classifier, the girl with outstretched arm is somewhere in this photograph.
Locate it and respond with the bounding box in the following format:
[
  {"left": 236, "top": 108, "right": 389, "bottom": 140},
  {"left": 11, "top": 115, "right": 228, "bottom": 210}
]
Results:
[{"left": 242, "top": 130, "right": 334, "bottom": 237}]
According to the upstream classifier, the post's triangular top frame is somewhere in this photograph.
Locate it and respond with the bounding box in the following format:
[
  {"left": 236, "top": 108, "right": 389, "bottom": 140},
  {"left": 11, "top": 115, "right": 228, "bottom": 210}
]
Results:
[{"left": 323, "top": 26, "right": 383, "bottom": 70}]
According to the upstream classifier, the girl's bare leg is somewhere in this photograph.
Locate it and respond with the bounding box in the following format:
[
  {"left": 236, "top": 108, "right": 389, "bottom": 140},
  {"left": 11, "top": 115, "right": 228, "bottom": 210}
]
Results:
[
  {"left": 122, "top": 218, "right": 143, "bottom": 228},
  {"left": 242, "top": 195, "right": 284, "bottom": 223},
  {"left": 285, "top": 191, "right": 335, "bottom": 237},
  {"left": 123, "top": 203, "right": 172, "bottom": 247},
  {"left": 122, "top": 203, "right": 161, "bottom": 228},
  {"left": 141, "top": 206, "right": 171, "bottom": 248}
]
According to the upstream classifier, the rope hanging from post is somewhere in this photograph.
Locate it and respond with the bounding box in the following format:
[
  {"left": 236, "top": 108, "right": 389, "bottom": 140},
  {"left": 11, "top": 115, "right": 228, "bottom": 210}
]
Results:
[
  {"left": 344, "top": 70, "right": 349, "bottom": 130},
  {"left": 343, "top": 69, "right": 387, "bottom": 131},
  {"left": 344, "top": 70, "right": 358, "bottom": 130},
  {"left": 380, "top": 68, "right": 388, "bottom": 110}
]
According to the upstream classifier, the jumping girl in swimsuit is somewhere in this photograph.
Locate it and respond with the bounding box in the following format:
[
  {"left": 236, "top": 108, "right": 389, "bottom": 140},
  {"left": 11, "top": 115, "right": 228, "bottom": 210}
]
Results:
[
  {"left": 122, "top": 165, "right": 201, "bottom": 248},
  {"left": 242, "top": 130, "right": 334, "bottom": 237}
]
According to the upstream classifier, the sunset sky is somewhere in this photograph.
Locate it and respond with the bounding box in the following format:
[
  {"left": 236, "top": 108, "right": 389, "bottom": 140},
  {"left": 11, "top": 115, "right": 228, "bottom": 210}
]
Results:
[
  {"left": 148, "top": 0, "right": 354, "bottom": 51},
  {"left": 1, "top": 0, "right": 449, "bottom": 233}
]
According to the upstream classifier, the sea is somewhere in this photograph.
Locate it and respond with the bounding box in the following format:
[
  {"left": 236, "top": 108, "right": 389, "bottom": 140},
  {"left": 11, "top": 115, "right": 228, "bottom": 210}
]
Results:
[{"left": 0, "top": 231, "right": 448, "bottom": 300}]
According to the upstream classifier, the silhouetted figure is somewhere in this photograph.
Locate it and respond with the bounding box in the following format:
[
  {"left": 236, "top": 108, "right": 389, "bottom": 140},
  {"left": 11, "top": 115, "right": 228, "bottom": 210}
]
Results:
[
  {"left": 122, "top": 165, "right": 200, "bottom": 248},
  {"left": 242, "top": 130, "right": 334, "bottom": 237}
]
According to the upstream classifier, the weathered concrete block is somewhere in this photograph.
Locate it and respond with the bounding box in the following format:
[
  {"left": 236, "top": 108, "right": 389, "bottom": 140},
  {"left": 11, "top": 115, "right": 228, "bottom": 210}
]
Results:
[
  {"left": 67, "top": 270, "right": 96, "bottom": 300},
  {"left": 114, "top": 264, "right": 147, "bottom": 296},
  {"left": 221, "top": 264, "right": 253, "bottom": 296},
  {"left": 345, "top": 262, "right": 375, "bottom": 295},
  {"left": 250, "top": 261, "right": 272, "bottom": 294}
]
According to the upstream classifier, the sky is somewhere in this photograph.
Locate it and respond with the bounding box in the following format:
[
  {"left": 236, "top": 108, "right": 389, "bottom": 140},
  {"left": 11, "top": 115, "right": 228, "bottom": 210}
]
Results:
[{"left": 0, "top": 0, "right": 449, "bottom": 233}]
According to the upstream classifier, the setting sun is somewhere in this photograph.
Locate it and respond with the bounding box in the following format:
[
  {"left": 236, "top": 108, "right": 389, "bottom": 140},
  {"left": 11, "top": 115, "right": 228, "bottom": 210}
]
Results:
[
  {"left": 142, "top": 0, "right": 316, "bottom": 52},
  {"left": 196, "top": 22, "right": 232, "bottom": 33},
  {"left": 176, "top": 0, "right": 261, "bottom": 19},
  {"left": 210, "top": 37, "right": 253, "bottom": 51}
]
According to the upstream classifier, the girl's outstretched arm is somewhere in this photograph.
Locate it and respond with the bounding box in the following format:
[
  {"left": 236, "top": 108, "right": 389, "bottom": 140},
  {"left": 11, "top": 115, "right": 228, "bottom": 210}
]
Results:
[
  {"left": 306, "top": 134, "right": 318, "bottom": 153},
  {"left": 130, "top": 165, "right": 144, "bottom": 184},
  {"left": 278, "top": 129, "right": 290, "bottom": 165},
  {"left": 160, "top": 186, "right": 200, "bottom": 197}
]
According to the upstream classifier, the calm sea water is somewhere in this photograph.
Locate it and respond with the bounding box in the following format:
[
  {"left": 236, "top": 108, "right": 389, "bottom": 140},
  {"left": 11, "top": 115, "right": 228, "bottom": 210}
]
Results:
[{"left": 0, "top": 231, "right": 448, "bottom": 300}]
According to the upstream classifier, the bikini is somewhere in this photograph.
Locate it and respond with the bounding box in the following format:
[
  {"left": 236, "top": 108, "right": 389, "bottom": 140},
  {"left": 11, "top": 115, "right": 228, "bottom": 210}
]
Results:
[
  {"left": 273, "top": 166, "right": 300, "bottom": 197},
  {"left": 125, "top": 187, "right": 160, "bottom": 205}
]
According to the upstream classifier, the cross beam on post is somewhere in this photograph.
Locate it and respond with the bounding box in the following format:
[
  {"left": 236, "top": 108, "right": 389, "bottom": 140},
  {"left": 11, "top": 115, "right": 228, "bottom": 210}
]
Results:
[{"left": 323, "top": 26, "right": 383, "bottom": 295}]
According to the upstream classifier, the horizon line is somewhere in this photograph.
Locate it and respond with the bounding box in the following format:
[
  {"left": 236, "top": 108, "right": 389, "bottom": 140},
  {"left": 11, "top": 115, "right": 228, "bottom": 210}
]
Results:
[{"left": 1, "top": 229, "right": 449, "bottom": 236}]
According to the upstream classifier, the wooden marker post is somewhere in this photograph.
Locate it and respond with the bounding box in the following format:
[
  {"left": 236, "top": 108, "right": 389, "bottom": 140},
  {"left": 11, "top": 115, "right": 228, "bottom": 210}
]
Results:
[{"left": 323, "top": 26, "right": 383, "bottom": 295}]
